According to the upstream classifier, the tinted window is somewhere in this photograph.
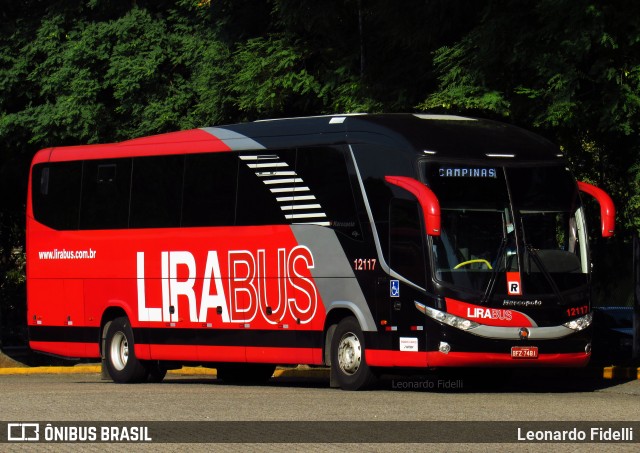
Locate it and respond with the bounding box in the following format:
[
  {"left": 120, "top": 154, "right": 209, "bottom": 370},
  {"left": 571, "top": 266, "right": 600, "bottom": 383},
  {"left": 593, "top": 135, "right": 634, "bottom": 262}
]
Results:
[
  {"left": 130, "top": 155, "right": 184, "bottom": 228},
  {"left": 351, "top": 144, "right": 413, "bottom": 259},
  {"left": 389, "top": 199, "right": 427, "bottom": 287},
  {"left": 182, "top": 153, "right": 238, "bottom": 227},
  {"left": 80, "top": 159, "right": 131, "bottom": 229},
  {"left": 235, "top": 151, "right": 296, "bottom": 226},
  {"left": 295, "top": 146, "right": 362, "bottom": 238},
  {"left": 32, "top": 162, "right": 82, "bottom": 230},
  {"left": 507, "top": 166, "right": 577, "bottom": 211}
]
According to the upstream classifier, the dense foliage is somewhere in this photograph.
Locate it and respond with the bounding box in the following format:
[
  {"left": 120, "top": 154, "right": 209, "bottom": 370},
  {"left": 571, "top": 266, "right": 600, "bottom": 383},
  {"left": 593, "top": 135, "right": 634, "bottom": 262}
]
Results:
[{"left": 1, "top": 0, "right": 639, "bottom": 343}]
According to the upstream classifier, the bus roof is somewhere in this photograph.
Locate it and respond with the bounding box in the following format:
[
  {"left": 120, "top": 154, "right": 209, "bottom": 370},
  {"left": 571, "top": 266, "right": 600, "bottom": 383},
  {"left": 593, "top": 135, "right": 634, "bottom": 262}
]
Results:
[{"left": 32, "top": 114, "right": 563, "bottom": 164}]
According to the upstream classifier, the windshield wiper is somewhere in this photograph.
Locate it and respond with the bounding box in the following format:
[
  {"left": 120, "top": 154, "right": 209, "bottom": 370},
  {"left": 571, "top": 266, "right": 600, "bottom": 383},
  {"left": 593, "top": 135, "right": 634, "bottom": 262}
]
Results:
[
  {"left": 524, "top": 244, "right": 566, "bottom": 305},
  {"left": 481, "top": 237, "right": 508, "bottom": 305}
]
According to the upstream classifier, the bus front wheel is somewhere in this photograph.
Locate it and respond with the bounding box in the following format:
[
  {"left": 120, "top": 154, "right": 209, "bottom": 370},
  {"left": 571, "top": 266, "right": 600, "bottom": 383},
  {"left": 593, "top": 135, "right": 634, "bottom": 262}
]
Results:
[
  {"left": 104, "top": 317, "right": 148, "bottom": 383},
  {"left": 331, "top": 316, "right": 376, "bottom": 390}
]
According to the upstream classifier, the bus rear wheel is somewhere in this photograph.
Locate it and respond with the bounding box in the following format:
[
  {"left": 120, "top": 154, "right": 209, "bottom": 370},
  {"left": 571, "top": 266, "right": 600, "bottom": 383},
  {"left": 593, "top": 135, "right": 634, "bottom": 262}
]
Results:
[
  {"left": 331, "top": 316, "right": 376, "bottom": 390},
  {"left": 104, "top": 317, "right": 148, "bottom": 383}
]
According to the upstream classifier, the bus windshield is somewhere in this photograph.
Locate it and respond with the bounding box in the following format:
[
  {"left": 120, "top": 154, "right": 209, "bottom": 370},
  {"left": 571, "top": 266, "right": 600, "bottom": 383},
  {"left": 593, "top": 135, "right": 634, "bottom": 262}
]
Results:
[{"left": 424, "top": 164, "right": 588, "bottom": 295}]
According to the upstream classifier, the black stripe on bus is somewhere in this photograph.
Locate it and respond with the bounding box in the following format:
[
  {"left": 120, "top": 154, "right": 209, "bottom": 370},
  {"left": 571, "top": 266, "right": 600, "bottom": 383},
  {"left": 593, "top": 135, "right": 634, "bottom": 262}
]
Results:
[
  {"left": 134, "top": 328, "right": 323, "bottom": 349},
  {"left": 28, "top": 325, "right": 323, "bottom": 349},
  {"left": 28, "top": 326, "right": 100, "bottom": 343}
]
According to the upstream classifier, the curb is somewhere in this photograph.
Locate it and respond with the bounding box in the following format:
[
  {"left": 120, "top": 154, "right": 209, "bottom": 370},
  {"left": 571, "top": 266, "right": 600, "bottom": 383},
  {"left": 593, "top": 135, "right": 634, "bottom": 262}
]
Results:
[
  {"left": 0, "top": 365, "right": 331, "bottom": 379},
  {"left": 603, "top": 366, "right": 640, "bottom": 380},
  {"left": 0, "top": 365, "right": 102, "bottom": 375}
]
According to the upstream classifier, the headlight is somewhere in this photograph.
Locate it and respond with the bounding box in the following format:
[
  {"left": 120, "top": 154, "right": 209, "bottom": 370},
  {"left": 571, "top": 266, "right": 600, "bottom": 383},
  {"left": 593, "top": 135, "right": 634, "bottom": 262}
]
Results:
[
  {"left": 415, "top": 301, "right": 479, "bottom": 331},
  {"left": 562, "top": 313, "right": 593, "bottom": 331}
]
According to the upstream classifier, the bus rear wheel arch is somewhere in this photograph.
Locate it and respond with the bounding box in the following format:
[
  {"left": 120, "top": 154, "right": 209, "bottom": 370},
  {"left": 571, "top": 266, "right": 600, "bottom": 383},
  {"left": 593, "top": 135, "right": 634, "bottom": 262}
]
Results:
[{"left": 103, "top": 316, "right": 149, "bottom": 383}]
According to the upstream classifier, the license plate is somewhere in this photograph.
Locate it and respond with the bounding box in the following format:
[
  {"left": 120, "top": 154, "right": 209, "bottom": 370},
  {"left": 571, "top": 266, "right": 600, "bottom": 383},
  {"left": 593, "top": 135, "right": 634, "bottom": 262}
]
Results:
[{"left": 511, "top": 346, "right": 538, "bottom": 359}]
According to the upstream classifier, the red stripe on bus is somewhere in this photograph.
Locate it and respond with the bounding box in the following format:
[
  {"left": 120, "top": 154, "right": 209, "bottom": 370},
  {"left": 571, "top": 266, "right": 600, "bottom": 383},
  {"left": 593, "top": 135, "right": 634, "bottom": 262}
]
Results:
[
  {"left": 366, "top": 350, "right": 429, "bottom": 367},
  {"left": 246, "top": 346, "right": 323, "bottom": 364},
  {"left": 42, "top": 129, "right": 232, "bottom": 163},
  {"left": 28, "top": 341, "right": 99, "bottom": 359},
  {"left": 132, "top": 344, "right": 323, "bottom": 364},
  {"left": 366, "top": 349, "right": 589, "bottom": 368},
  {"left": 445, "top": 297, "right": 535, "bottom": 327}
]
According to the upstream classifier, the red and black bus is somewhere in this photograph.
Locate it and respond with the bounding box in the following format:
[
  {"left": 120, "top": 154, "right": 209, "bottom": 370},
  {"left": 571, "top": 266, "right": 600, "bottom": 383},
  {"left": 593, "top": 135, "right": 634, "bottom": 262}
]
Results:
[{"left": 27, "top": 114, "right": 615, "bottom": 389}]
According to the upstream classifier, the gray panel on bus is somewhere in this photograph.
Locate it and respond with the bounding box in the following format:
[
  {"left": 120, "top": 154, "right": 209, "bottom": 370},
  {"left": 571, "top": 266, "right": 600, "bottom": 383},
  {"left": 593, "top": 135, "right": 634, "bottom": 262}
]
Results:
[{"left": 290, "top": 225, "right": 377, "bottom": 332}]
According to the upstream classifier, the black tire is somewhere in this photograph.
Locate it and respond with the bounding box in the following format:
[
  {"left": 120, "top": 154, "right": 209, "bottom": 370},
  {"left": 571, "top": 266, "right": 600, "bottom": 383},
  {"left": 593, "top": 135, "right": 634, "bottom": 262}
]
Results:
[
  {"left": 331, "top": 316, "right": 376, "bottom": 390},
  {"left": 104, "top": 317, "right": 149, "bottom": 383},
  {"left": 216, "top": 363, "right": 276, "bottom": 385}
]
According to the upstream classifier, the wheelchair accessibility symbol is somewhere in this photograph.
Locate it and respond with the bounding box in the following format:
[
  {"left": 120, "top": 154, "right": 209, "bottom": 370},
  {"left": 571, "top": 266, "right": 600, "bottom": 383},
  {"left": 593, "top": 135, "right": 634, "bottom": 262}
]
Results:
[{"left": 390, "top": 280, "right": 400, "bottom": 297}]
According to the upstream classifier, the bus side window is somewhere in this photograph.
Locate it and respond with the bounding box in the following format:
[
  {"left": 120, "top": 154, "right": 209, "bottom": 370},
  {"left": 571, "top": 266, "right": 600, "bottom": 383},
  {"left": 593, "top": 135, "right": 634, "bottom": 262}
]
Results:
[
  {"left": 32, "top": 162, "right": 82, "bottom": 230},
  {"left": 235, "top": 150, "right": 297, "bottom": 226},
  {"left": 389, "top": 198, "right": 427, "bottom": 288},
  {"left": 295, "top": 146, "right": 362, "bottom": 238},
  {"left": 130, "top": 155, "right": 184, "bottom": 229},
  {"left": 182, "top": 153, "right": 237, "bottom": 227},
  {"left": 80, "top": 159, "right": 131, "bottom": 230}
]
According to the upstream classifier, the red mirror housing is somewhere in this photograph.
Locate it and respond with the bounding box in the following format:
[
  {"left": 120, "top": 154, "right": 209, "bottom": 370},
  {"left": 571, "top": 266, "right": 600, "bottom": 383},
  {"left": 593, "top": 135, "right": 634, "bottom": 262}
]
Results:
[
  {"left": 385, "top": 176, "right": 441, "bottom": 236},
  {"left": 577, "top": 181, "right": 615, "bottom": 237}
]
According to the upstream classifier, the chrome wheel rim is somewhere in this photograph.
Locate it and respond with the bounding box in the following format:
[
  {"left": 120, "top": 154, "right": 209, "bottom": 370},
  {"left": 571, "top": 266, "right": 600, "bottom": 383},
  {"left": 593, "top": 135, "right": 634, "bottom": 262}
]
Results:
[
  {"left": 110, "top": 331, "right": 128, "bottom": 371},
  {"left": 337, "top": 332, "right": 361, "bottom": 375}
]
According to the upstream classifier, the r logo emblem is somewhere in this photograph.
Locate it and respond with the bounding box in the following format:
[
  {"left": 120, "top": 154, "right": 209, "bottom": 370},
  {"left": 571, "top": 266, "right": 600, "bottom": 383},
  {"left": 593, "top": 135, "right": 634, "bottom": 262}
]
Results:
[{"left": 506, "top": 272, "right": 522, "bottom": 295}]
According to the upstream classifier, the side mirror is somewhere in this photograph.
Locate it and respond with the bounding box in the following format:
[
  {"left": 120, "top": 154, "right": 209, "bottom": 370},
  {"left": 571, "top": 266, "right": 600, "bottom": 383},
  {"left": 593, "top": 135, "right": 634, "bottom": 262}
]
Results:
[
  {"left": 385, "top": 176, "right": 441, "bottom": 236},
  {"left": 577, "top": 181, "right": 615, "bottom": 237}
]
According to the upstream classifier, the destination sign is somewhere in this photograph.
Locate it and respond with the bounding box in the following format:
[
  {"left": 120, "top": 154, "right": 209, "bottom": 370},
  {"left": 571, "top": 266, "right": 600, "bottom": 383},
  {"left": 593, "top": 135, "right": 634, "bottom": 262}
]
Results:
[{"left": 439, "top": 167, "right": 497, "bottom": 178}]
